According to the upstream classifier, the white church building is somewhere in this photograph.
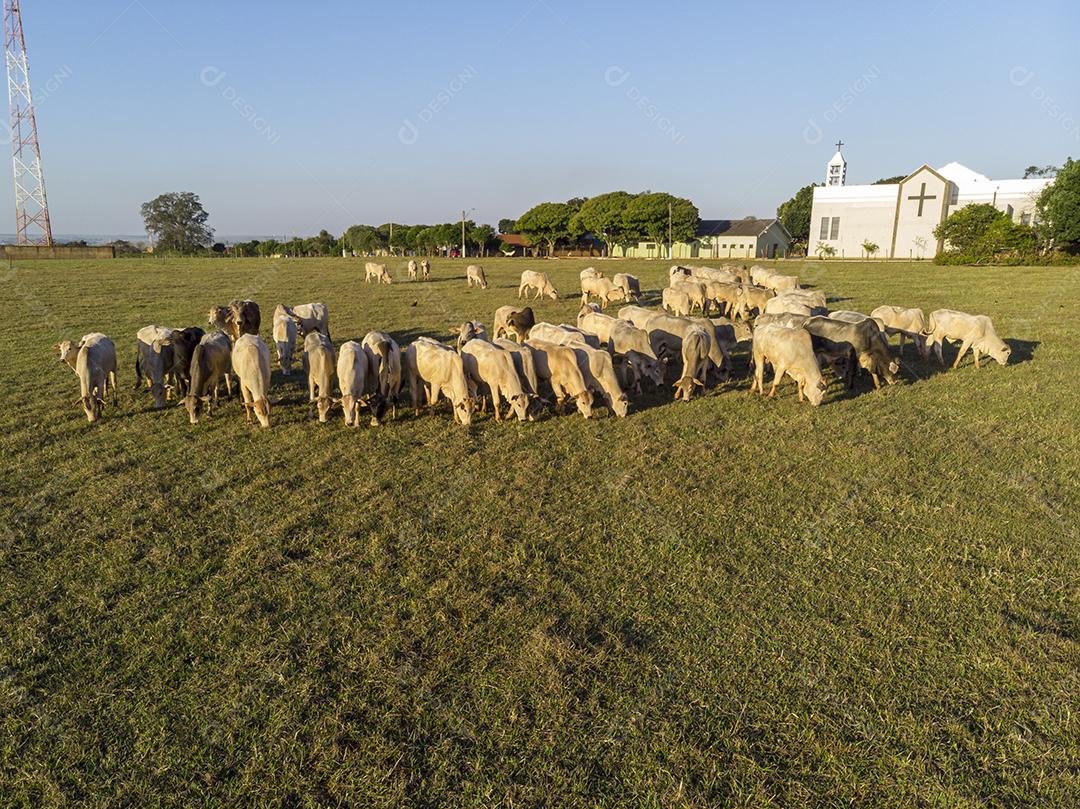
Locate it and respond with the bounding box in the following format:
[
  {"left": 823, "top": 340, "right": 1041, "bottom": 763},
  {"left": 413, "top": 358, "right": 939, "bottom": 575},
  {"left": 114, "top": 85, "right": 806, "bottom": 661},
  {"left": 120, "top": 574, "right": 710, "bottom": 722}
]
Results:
[{"left": 808, "top": 146, "right": 1053, "bottom": 259}]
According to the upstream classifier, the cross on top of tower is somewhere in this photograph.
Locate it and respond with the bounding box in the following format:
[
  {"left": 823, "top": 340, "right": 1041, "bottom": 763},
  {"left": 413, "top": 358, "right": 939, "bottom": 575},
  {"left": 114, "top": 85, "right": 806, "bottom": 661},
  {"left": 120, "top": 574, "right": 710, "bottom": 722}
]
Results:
[{"left": 835, "top": 140, "right": 844, "bottom": 152}]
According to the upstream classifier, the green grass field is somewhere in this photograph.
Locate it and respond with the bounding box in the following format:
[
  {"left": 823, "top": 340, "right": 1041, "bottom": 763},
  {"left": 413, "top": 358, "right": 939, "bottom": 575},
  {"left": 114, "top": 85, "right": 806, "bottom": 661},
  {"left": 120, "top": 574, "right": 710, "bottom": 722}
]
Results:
[{"left": 2, "top": 255, "right": 1079, "bottom": 806}]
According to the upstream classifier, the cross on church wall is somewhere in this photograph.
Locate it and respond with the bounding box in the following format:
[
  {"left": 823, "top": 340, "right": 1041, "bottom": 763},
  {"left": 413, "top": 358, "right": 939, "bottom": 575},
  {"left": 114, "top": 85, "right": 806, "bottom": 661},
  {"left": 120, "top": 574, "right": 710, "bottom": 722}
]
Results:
[{"left": 907, "top": 182, "right": 937, "bottom": 217}]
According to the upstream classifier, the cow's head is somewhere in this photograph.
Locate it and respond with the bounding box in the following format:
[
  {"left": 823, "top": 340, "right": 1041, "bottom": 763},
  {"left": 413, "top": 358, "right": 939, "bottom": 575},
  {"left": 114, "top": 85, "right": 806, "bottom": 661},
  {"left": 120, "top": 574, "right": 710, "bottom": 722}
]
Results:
[
  {"left": 208, "top": 306, "right": 229, "bottom": 331},
  {"left": 80, "top": 393, "right": 105, "bottom": 423},
  {"left": 806, "top": 378, "right": 828, "bottom": 407},
  {"left": 573, "top": 391, "right": 593, "bottom": 419},
  {"left": 610, "top": 392, "right": 630, "bottom": 418},
  {"left": 544, "top": 285, "right": 558, "bottom": 301},
  {"left": 184, "top": 393, "right": 208, "bottom": 424},
  {"left": 54, "top": 339, "right": 82, "bottom": 370},
  {"left": 990, "top": 340, "right": 1011, "bottom": 366},
  {"left": 454, "top": 396, "right": 474, "bottom": 426},
  {"left": 316, "top": 395, "right": 333, "bottom": 423},
  {"left": 508, "top": 392, "right": 530, "bottom": 422},
  {"left": 252, "top": 398, "right": 272, "bottom": 428},
  {"left": 673, "top": 376, "right": 704, "bottom": 402},
  {"left": 642, "top": 356, "right": 666, "bottom": 387}
]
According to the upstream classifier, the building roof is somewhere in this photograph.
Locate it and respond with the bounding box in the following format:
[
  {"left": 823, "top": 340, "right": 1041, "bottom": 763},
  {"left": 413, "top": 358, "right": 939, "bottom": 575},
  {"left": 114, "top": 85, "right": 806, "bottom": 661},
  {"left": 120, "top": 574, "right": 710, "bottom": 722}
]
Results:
[
  {"left": 497, "top": 233, "right": 531, "bottom": 246},
  {"left": 815, "top": 161, "right": 1052, "bottom": 201},
  {"left": 696, "top": 218, "right": 781, "bottom": 238}
]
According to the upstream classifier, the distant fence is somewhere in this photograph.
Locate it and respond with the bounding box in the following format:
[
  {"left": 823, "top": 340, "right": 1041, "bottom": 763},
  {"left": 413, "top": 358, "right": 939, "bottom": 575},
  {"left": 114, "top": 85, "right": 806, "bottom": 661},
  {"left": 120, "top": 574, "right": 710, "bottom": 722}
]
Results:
[{"left": 3, "top": 244, "right": 116, "bottom": 260}]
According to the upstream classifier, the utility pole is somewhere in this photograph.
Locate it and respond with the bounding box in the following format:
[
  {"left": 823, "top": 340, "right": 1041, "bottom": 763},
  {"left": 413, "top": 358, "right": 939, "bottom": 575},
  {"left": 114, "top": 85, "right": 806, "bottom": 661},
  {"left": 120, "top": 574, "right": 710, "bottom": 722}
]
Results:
[
  {"left": 388, "top": 221, "right": 393, "bottom": 256},
  {"left": 461, "top": 210, "right": 466, "bottom": 259}
]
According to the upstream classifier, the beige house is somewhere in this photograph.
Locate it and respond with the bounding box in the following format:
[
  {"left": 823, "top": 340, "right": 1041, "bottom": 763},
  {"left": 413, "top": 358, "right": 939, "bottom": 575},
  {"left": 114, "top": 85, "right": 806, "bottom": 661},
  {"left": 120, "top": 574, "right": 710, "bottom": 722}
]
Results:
[
  {"left": 613, "top": 217, "right": 791, "bottom": 260},
  {"left": 809, "top": 148, "right": 1052, "bottom": 259}
]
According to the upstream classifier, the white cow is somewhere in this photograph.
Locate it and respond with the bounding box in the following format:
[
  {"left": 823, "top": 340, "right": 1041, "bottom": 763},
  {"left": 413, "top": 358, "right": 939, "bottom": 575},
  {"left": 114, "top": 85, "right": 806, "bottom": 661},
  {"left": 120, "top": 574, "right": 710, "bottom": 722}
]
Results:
[
  {"left": 405, "top": 337, "right": 474, "bottom": 425},
  {"left": 871, "top": 305, "right": 929, "bottom": 358},
  {"left": 70, "top": 333, "right": 117, "bottom": 423},
  {"left": 460, "top": 339, "right": 530, "bottom": 422},
  {"left": 466, "top": 264, "right": 488, "bottom": 289},
  {"left": 336, "top": 340, "right": 370, "bottom": 427},
  {"left": 272, "top": 304, "right": 298, "bottom": 374},
  {"left": 365, "top": 262, "right": 391, "bottom": 284},
  {"left": 303, "top": 332, "right": 336, "bottom": 422},
  {"left": 282, "top": 303, "right": 330, "bottom": 339},
  {"left": 518, "top": 270, "right": 558, "bottom": 300},
  {"left": 751, "top": 323, "right": 827, "bottom": 406},
  {"left": 232, "top": 334, "right": 272, "bottom": 428},
  {"left": 924, "top": 310, "right": 1011, "bottom": 368},
  {"left": 362, "top": 331, "right": 402, "bottom": 423}
]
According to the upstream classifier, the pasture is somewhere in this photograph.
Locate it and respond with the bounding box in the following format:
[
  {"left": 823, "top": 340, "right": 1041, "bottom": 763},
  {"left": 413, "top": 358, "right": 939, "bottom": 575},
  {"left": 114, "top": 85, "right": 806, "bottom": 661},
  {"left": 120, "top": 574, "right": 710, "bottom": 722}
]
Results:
[{"left": 2, "top": 255, "right": 1079, "bottom": 805}]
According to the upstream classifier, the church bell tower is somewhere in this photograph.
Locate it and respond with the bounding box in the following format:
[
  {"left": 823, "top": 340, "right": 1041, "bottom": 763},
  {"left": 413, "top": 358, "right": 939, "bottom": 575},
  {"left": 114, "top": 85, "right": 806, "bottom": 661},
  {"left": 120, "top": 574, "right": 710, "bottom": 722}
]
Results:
[{"left": 826, "top": 141, "right": 847, "bottom": 186}]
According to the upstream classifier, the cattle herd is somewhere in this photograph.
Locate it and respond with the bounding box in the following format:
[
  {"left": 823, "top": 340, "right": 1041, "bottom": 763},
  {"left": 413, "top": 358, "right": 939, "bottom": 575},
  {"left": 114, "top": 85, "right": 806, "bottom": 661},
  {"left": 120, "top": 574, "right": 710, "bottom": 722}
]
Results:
[{"left": 52, "top": 262, "right": 1012, "bottom": 426}]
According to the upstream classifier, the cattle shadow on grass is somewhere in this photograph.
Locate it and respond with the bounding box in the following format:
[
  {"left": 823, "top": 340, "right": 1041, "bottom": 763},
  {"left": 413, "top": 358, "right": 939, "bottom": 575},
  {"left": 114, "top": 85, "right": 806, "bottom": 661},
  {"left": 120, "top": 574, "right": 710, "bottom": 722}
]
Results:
[{"left": 1005, "top": 338, "right": 1039, "bottom": 364}]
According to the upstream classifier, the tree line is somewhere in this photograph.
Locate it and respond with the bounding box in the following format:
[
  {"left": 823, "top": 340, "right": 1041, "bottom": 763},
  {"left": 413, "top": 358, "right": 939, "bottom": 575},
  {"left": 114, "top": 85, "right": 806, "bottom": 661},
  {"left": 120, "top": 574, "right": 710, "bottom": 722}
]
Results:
[{"left": 140, "top": 189, "right": 702, "bottom": 258}]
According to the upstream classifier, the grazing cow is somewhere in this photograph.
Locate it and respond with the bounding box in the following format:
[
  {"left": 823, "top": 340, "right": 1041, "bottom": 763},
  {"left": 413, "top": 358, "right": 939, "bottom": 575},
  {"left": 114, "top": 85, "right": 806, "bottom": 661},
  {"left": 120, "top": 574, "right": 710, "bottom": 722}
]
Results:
[
  {"left": 871, "top": 305, "right": 929, "bottom": 358},
  {"left": 362, "top": 330, "right": 401, "bottom": 423},
  {"left": 68, "top": 333, "right": 117, "bottom": 423},
  {"left": 456, "top": 320, "right": 489, "bottom": 349},
  {"left": 420, "top": 259, "right": 431, "bottom": 279},
  {"left": 804, "top": 316, "right": 899, "bottom": 389},
  {"left": 528, "top": 322, "right": 602, "bottom": 349},
  {"left": 674, "top": 326, "right": 711, "bottom": 401},
  {"left": 751, "top": 323, "right": 827, "bottom": 406},
  {"left": 365, "top": 262, "right": 391, "bottom": 284},
  {"left": 407, "top": 259, "right": 418, "bottom": 281},
  {"left": 580, "top": 267, "right": 603, "bottom": 281},
  {"left": 282, "top": 303, "right": 330, "bottom": 339},
  {"left": 761, "top": 273, "right": 799, "bottom": 292},
  {"left": 737, "top": 285, "right": 775, "bottom": 319},
  {"left": 581, "top": 276, "right": 626, "bottom": 309},
  {"left": 134, "top": 325, "right": 176, "bottom": 409},
  {"left": 525, "top": 339, "right": 593, "bottom": 418},
  {"left": 232, "top": 334, "right": 272, "bottom": 428},
  {"left": 669, "top": 278, "right": 709, "bottom": 314},
  {"left": 568, "top": 343, "right": 629, "bottom": 417},
  {"left": 749, "top": 265, "right": 776, "bottom": 286},
  {"left": 577, "top": 308, "right": 621, "bottom": 342},
  {"left": 689, "top": 266, "right": 739, "bottom": 284},
  {"left": 466, "top": 264, "right": 488, "bottom": 289},
  {"left": 764, "top": 296, "right": 814, "bottom": 317},
  {"left": 336, "top": 340, "right": 370, "bottom": 427},
  {"left": 494, "top": 338, "right": 542, "bottom": 404},
  {"left": 618, "top": 305, "right": 663, "bottom": 331},
  {"left": 662, "top": 286, "right": 693, "bottom": 317},
  {"left": 405, "top": 337, "right": 474, "bottom": 425},
  {"left": 924, "top": 309, "right": 1011, "bottom": 369},
  {"left": 461, "top": 340, "right": 531, "bottom": 422},
  {"left": 184, "top": 331, "right": 232, "bottom": 424},
  {"left": 303, "top": 332, "right": 336, "bottom": 422},
  {"left": 612, "top": 273, "right": 640, "bottom": 301},
  {"left": 608, "top": 319, "right": 664, "bottom": 391},
  {"left": 272, "top": 305, "right": 298, "bottom": 374},
  {"left": 493, "top": 305, "right": 535, "bottom": 342},
  {"left": 702, "top": 280, "right": 743, "bottom": 318},
  {"left": 646, "top": 314, "right": 727, "bottom": 381},
  {"left": 518, "top": 270, "right": 558, "bottom": 300}
]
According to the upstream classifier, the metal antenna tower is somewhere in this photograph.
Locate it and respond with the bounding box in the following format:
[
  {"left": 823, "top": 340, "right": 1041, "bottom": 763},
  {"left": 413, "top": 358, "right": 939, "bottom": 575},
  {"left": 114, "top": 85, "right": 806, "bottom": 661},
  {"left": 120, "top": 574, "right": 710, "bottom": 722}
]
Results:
[{"left": 3, "top": 0, "right": 51, "bottom": 245}]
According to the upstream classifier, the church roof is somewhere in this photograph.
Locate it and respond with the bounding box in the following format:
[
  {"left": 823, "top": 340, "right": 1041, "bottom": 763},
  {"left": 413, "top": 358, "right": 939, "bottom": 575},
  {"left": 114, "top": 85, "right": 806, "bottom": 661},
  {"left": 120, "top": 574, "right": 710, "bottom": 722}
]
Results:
[
  {"left": 937, "top": 162, "right": 991, "bottom": 186},
  {"left": 696, "top": 218, "right": 781, "bottom": 238},
  {"left": 829, "top": 150, "right": 846, "bottom": 164}
]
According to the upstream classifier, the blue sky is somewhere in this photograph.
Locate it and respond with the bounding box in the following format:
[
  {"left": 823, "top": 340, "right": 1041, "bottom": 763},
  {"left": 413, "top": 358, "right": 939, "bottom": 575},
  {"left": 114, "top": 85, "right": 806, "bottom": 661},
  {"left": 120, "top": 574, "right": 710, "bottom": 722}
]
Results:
[{"left": 13, "top": 0, "right": 1080, "bottom": 237}]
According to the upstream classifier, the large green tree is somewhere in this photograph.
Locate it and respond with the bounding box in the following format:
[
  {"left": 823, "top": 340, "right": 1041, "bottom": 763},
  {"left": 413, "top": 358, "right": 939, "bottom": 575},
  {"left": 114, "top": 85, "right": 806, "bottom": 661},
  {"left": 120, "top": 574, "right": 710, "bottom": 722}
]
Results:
[
  {"left": 776, "top": 184, "right": 816, "bottom": 247},
  {"left": 469, "top": 224, "right": 496, "bottom": 257},
  {"left": 622, "top": 192, "right": 699, "bottom": 255},
  {"left": 933, "top": 204, "right": 1005, "bottom": 253},
  {"left": 344, "top": 224, "right": 386, "bottom": 255},
  {"left": 571, "top": 191, "right": 634, "bottom": 256},
  {"left": 515, "top": 202, "right": 574, "bottom": 256},
  {"left": 140, "top": 192, "right": 213, "bottom": 253},
  {"left": 1037, "top": 157, "right": 1080, "bottom": 252}
]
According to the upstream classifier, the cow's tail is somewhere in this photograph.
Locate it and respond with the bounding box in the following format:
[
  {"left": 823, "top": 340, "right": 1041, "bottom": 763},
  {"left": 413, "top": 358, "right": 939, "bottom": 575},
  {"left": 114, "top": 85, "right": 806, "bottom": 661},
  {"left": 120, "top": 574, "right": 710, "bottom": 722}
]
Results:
[
  {"left": 377, "top": 341, "right": 392, "bottom": 394},
  {"left": 922, "top": 311, "right": 937, "bottom": 337}
]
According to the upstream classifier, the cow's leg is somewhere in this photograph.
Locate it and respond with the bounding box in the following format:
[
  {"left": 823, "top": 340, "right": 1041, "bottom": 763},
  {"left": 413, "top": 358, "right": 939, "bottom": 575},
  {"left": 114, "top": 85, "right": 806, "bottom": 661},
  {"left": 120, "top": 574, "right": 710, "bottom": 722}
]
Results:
[
  {"left": 898, "top": 332, "right": 906, "bottom": 355},
  {"left": 972, "top": 347, "right": 981, "bottom": 369},
  {"left": 870, "top": 373, "right": 881, "bottom": 390},
  {"left": 242, "top": 384, "right": 253, "bottom": 422},
  {"left": 953, "top": 339, "right": 972, "bottom": 369},
  {"left": 931, "top": 335, "right": 945, "bottom": 367}
]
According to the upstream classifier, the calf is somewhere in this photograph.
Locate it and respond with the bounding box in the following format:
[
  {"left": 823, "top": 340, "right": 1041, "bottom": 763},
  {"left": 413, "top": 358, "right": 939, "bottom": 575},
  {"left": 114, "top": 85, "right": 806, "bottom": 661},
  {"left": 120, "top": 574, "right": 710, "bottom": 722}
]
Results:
[
  {"left": 518, "top": 270, "right": 558, "bottom": 300},
  {"left": 362, "top": 330, "right": 401, "bottom": 423},
  {"left": 232, "top": 334, "right": 272, "bottom": 428},
  {"left": 71, "top": 333, "right": 117, "bottom": 423},
  {"left": 405, "top": 337, "right": 474, "bottom": 425},
  {"left": 407, "top": 259, "right": 418, "bottom": 281},
  {"left": 581, "top": 276, "right": 626, "bottom": 309},
  {"left": 208, "top": 300, "right": 260, "bottom": 342},
  {"left": 336, "top": 340, "right": 370, "bottom": 427},
  {"left": 612, "top": 272, "right": 640, "bottom": 301},
  {"left": 365, "top": 262, "right": 391, "bottom": 284},
  {"left": 420, "top": 259, "right": 431, "bottom": 279},
  {"left": 871, "top": 305, "right": 929, "bottom": 359},
  {"left": 303, "top": 332, "right": 336, "bottom": 422},
  {"left": 461, "top": 339, "right": 531, "bottom": 422},
  {"left": 804, "top": 316, "right": 899, "bottom": 389},
  {"left": 674, "top": 326, "right": 711, "bottom": 401},
  {"left": 273, "top": 305, "right": 298, "bottom": 373},
  {"left": 662, "top": 286, "right": 693, "bottom": 317},
  {"left": 702, "top": 280, "right": 742, "bottom": 318},
  {"left": 569, "top": 343, "right": 628, "bottom": 417},
  {"left": 751, "top": 323, "right": 827, "bottom": 406},
  {"left": 669, "top": 279, "right": 708, "bottom": 314},
  {"left": 493, "top": 305, "right": 535, "bottom": 342},
  {"left": 525, "top": 339, "right": 593, "bottom": 418},
  {"left": 466, "top": 264, "right": 488, "bottom": 289},
  {"left": 737, "top": 284, "right": 775, "bottom": 319},
  {"left": 924, "top": 309, "right": 1010, "bottom": 369},
  {"left": 162, "top": 326, "right": 205, "bottom": 398},
  {"left": 184, "top": 331, "right": 233, "bottom": 424}
]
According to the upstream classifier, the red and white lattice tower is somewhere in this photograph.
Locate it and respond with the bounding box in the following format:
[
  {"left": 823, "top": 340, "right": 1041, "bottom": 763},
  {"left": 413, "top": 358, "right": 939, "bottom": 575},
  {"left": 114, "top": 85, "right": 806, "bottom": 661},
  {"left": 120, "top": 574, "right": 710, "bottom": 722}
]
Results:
[{"left": 3, "top": 1, "right": 51, "bottom": 245}]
